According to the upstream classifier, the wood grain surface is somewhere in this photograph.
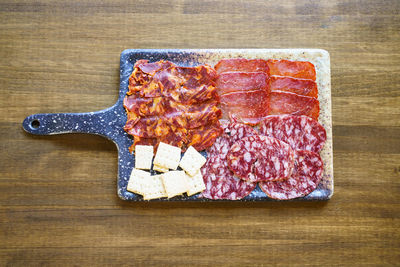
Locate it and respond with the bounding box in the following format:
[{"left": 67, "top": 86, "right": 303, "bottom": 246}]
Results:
[{"left": 1, "top": 0, "right": 399, "bottom": 266}]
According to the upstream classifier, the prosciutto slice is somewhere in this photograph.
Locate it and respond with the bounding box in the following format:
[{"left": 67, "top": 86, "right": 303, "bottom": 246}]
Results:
[
  {"left": 270, "top": 76, "right": 318, "bottom": 98},
  {"left": 268, "top": 91, "right": 319, "bottom": 120},
  {"left": 219, "top": 90, "right": 269, "bottom": 125},
  {"left": 267, "top": 59, "right": 316, "bottom": 81},
  {"left": 216, "top": 72, "right": 270, "bottom": 95},
  {"left": 215, "top": 58, "right": 269, "bottom": 74}
]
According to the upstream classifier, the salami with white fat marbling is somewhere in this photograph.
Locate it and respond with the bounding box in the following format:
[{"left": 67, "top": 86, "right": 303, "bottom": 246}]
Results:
[
  {"left": 227, "top": 135, "right": 295, "bottom": 183},
  {"left": 259, "top": 150, "right": 324, "bottom": 200},
  {"left": 259, "top": 115, "right": 326, "bottom": 153},
  {"left": 199, "top": 122, "right": 258, "bottom": 200}
]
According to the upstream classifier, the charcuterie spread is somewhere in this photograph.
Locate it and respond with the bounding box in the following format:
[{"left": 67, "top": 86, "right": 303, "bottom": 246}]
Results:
[{"left": 124, "top": 56, "right": 329, "bottom": 201}]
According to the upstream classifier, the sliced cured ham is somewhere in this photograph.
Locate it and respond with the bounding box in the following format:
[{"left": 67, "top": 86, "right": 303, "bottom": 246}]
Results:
[
  {"left": 259, "top": 150, "right": 324, "bottom": 200},
  {"left": 267, "top": 59, "right": 316, "bottom": 81},
  {"left": 219, "top": 90, "right": 269, "bottom": 125},
  {"left": 227, "top": 135, "right": 295, "bottom": 183},
  {"left": 268, "top": 91, "right": 319, "bottom": 120},
  {"left": 270, "top": 76, "right": 318, "bottom": 98},
  {"left": 216, "top": 72, "right": 270, "bottom": 95},
  {"left": 215, "top": 58, "right": 269, "bottom": 74},
  {"left": 259, "top": 115, "right": 327, "bottom": 153}
]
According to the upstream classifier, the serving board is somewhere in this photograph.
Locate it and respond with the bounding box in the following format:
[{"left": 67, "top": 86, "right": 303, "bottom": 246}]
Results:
[{"left": 23, "top": 49, "right": 333, "bottom": 201}]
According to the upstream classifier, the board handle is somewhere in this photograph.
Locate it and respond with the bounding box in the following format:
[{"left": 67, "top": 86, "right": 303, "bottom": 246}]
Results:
[{"left": 22, "top": 106, "right": 124, "bottom": 142}]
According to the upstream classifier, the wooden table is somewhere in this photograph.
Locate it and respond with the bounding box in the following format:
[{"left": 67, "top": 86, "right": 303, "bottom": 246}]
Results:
[{"left": 1, "top": 0, "right": 399, "bottom": 265}]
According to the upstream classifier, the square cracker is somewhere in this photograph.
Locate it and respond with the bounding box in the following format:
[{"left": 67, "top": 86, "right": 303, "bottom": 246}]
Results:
[
  {"left": 134, "top": 145, "right": 154, "bottom": 170},
  {"left": 161, "top": 171, "right": 189, "bottom": 198},
  {"left": 153, "top": 164, "right": 169, "bottom": 173},
  {"left": 179, "top": 146, "right": 206, "bottom": 177},
  {"left": 142, "top": 175, "right": 167, "bottom": 200},
  {"left": 153, "top": 142, "right": 181, "bottom": 170},
  {"left": 186, "top": 171, "right": 206, "bottom": 196},
  {"left": 127, "top": 168, "right": 151, "bottom": 195}
]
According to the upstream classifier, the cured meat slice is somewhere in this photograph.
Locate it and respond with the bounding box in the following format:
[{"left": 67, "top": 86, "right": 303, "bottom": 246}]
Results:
[
  {"left": 186, "top": 122, "right": 223, "bottom": 151},
  {"left": 199, "top": 133, "right": 257, "bottom": 200},
  {"left": 227, "top": 135, "right": 295, "bottom": 183},
  {"left": 200, "top": 167, "right": 257, "bottom": 200},
  {"left": 259, "top": 115, "right": 327, "bottom": 153},
  {"left": 215, "top": 58, "right": 269, "bottom": 74},
  {"left": 268, "top": 91, "right": 319, "bottom": 120},
  {"left": 165, "top": 100, "right": 222, "bottom": 129},
  {"left": 138, "top": 65, "right": 217, "bottom": 101},
  {"left": 216, "top": 72, "right": 270, "bottom": 95},
  {"left": 128, "top": 60, "right": 176, "bottom": 95},
  {"left": 219, "top": 90, "right": 269, "bottom": 125},
  {"left": 259, "top": 150, "right": 324, "bottom": 200},
  {"left": 270, "top": 76, "right": 318, "bottom": 98},
  {"left": 127, "top": 116, "right": 185, "bottom": 138},
  {"left": 224, "top": 121, "right": 259, "bottom": 144},
  {"left": 123, "top": 95, "right": 165, "bottom": 117},
  {"left": 267, "top": 59, "right": 316, "bottom": 81}
]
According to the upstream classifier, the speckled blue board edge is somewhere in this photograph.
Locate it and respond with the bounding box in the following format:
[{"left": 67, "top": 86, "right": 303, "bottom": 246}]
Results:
[{"left": 22, "top": 49, "right": 333, "bottom": 202}]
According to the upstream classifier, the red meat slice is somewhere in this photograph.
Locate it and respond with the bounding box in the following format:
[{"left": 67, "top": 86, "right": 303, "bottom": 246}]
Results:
[
  {"left": 219, "top": 90, "right": 269, "bottom": 125},
  {"left": 268, "top": 91, "right": 319, "bottom": 120},
  {"left": 267, "top": 59, "right": 316, "bottom": 81},
  {"left": 215, "top": 58, "right": 269, "bottom": 74},
  {"left": 216, "top": 72, "right": 270, "bottom": 95},
  {"left": 270, "top": 76, "right": 318, "bottom": 98}
]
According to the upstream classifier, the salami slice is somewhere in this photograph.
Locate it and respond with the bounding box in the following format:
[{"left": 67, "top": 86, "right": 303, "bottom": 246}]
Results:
[
  {"left": 227, "top": 135, "right": 295, "bottom": 182},
  {"left": 259, "top": 150, "right": 324, "bottom": 200},
  {"left": 200, "top": 122, "right": 258, "bottom": 200},
  {"left": 268, "top": 91, "right": 320, "bottom": 120},
  {"left": 215, "top": 58, "right": 269, "bottom": 74},
  {"left": 267, "top": 59, "right": 316, "bottom": 81},
  {"left": 259, "top": 115, "right": 327, "bottom": 153},
  {"left": 225, "top": 121, "right": 259, "bottom": 144},
  {"left": 270, "top": 76, "right": 318, "bottom": 98},
  {"left": 216, "top": 72, "right": 270, "bottom": 95}
]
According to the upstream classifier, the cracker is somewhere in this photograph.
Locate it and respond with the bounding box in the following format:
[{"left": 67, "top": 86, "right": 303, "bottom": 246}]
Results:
[
  {"left": 161, "top": 171, "right": 189, "bottom": 198},
  {"left": 126, "top": 168, "right": 151, "bottom": 195},
  {"left": 142, "top": 175, "right": 167, "bottom": 200},
  {"left": 153, "top": 164, "right": 169, "bottom": 173},
  {"left": 134, "top": 145, "right": 154, "bottom": 170},
  {"left": 179, "top": 146, "right": 206, "bottom": 177},
  {"left": 153, "top": 142, "right": 182, "bottom": 170},
  {"left": 186, "top": 171, "right": 206, "bottom": 196}
]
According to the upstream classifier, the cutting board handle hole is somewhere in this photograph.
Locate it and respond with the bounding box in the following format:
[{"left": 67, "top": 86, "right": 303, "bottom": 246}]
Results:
[{"left": 30, "top": 119, "right": 40, "bottom": 129}]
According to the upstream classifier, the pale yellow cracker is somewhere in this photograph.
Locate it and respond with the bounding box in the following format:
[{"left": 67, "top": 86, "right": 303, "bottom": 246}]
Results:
[
  {"left": 153, "top": 142, "right": 181, "bottom": 170},
  {"left": 179, "top": 146, "right": 206, "bottom": 177},
  {"left": 161, "top": 171, "right": 189, "bottom": 198},
  {"left": 186, "top": 171, "right": 206, "bottom": 196},
  {"left": 153, "top": 164, "right": 169, "bottom": 173},
  {"left": 142, "top": 175, "right": 167, "bottom": 200},
  {"left": 134, "top": 145, "right": 154, "bottom": 170},
  {"left": 126, "top": 168, "right": 151, "bottom": 195}
]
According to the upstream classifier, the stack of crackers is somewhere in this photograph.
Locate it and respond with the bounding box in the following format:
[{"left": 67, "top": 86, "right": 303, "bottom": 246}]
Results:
[{"left": 127, "top": 142, "right": 207, "bottom": 200}]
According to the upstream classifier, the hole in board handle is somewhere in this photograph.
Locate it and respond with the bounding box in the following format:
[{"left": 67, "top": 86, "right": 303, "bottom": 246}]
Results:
[{"left": 30, "top": 119, "right": 40, "bottom": 129}]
